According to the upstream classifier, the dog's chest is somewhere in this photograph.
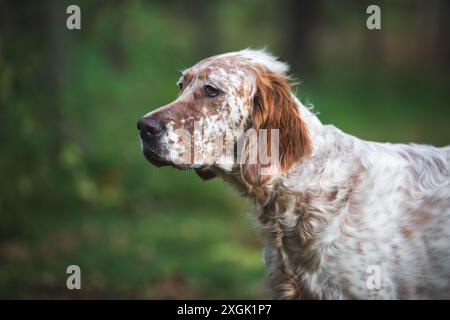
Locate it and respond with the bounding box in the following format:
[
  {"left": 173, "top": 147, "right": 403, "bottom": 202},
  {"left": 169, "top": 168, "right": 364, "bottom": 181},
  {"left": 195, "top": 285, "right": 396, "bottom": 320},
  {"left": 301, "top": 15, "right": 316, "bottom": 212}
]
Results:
[{"left": 254, "top": 192, "right": 343, "bottom": 299}]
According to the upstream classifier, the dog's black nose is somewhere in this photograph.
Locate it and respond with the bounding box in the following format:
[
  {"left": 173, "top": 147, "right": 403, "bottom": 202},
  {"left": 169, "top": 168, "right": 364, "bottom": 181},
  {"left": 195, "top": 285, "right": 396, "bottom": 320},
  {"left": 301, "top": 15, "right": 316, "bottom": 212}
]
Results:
[{"left": 138, "top": 116, "right": 162, "bottom": 136}]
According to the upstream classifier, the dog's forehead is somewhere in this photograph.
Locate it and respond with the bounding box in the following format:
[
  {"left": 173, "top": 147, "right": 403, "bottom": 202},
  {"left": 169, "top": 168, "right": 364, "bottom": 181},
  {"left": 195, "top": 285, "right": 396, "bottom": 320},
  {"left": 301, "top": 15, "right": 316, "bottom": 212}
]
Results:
[
  {"left": 195, "top": 54, "right": 243, "bottom": 71},
  {"left": 181, "top": 58, "right": 251, "bottom": 93},
  {"left": 190, "top": 55, "right": 248, "bottom": 77}
]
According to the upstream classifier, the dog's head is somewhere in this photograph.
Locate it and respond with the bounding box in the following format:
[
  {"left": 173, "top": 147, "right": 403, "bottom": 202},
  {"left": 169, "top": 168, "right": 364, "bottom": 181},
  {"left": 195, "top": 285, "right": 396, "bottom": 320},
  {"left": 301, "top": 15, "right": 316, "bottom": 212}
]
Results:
[{"left": 138, "top": 49, "right": 311, "bottom": 186}]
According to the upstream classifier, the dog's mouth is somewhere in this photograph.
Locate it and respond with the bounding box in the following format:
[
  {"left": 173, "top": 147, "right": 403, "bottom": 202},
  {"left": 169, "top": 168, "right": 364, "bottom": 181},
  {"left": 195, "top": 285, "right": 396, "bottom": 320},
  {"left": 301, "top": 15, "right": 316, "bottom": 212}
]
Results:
[
  {"left": 141, "top": 144, "right": 170, "bottom": 167},
  {"left": 141, "top": 143, "right": 207, "bottom": 171},
  {"left": 141, "top": 140, "right": 218, "bottom": 181},
  {"left": 140, "top": 136, "right": 217, "bottom": 179}
]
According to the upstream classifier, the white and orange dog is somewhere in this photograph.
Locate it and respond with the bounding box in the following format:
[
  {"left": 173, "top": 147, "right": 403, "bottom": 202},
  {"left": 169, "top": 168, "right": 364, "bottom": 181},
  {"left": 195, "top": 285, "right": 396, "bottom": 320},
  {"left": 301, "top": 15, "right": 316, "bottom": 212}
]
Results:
[{"left": 138, "top": 49, "right": 450, "bottom": 299}]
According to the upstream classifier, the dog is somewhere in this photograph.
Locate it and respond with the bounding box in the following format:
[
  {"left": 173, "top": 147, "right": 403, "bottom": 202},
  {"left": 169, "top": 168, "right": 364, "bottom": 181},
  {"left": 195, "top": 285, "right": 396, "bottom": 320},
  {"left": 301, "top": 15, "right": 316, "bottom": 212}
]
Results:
[{"left": 138, "top": 49, "right": 450, "bottom": 299}]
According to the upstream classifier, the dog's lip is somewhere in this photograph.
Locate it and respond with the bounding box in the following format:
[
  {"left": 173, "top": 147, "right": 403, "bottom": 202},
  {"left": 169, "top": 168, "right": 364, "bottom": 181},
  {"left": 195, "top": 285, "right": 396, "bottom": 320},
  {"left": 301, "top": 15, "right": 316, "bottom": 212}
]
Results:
[
  {"left": 141, "top": 144, "right": 210, "bottom": 171},
  {"left": 142, "top": 145, "right": 169, "bottom": 167}
]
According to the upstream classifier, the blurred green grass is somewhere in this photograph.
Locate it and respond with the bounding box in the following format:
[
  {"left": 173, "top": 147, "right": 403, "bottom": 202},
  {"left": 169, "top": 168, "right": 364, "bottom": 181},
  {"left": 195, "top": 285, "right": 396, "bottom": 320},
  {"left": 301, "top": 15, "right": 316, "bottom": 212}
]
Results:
[
  {"left": 301, "top": 70, "right": 450, "bottom": 147},
  {"left": 1, "top": 0, "right": 449, "bottom": 299},
  {"left": 0, "top": 207, "right": 265, "bottom": 299}
]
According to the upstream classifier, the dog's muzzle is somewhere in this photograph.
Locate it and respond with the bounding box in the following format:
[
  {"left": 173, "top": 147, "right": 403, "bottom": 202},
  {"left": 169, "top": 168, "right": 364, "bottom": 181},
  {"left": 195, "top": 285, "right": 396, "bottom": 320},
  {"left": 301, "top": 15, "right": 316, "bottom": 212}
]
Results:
[{"left": 137, "top": 116, "right": 169, "bottom": 167}]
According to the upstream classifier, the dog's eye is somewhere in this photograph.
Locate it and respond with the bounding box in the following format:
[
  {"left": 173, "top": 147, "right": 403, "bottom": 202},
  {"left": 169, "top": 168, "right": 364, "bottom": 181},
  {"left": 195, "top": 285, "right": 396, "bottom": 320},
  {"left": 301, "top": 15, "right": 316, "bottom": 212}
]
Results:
[
  {"left": 178, "top": 82, "right": 183, "bottom": 91},
  {"left": 205, "top": 85, "right": 220, "bottom": 98}
]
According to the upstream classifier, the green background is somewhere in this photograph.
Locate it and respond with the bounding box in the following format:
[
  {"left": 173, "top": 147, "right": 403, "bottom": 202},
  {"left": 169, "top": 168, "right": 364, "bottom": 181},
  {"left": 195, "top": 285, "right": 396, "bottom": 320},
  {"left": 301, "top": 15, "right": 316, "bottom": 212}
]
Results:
[{"left": 0, "top": 0, "right": 449, "bottom": 298}]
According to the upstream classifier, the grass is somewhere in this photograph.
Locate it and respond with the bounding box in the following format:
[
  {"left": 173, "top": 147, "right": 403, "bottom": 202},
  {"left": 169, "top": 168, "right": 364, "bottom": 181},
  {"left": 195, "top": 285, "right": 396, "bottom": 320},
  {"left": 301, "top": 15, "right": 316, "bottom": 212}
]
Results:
[
  {"left": 2, "top": 0, "right": 449, "bottom": 301},
  {"left": 2, "top": 76, "right": 449, "bottom": 300},
  {"left": 2, "top": 72, "right": 448, "bottom": 299},
  {"left": 2, "top": 70, "right": 448, "bottom": 299},
  {"left": 0, "top": 207, "right": 266, "bottom": 299}
]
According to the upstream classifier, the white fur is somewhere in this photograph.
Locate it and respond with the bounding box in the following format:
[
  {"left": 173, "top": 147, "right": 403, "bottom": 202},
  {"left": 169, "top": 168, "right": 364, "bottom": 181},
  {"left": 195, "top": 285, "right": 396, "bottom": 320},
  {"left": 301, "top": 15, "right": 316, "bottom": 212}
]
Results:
[{"left": 142, "top": 49, "right": 450, "bottom": 299}]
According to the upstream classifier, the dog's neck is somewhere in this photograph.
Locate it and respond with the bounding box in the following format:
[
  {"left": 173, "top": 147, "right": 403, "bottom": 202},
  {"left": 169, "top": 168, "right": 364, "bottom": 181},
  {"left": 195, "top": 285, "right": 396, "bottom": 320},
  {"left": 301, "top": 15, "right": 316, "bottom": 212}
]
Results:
[
  {"left": 219, "top": 97, "right": 363, "bottom": 210},
  {"left": 217, "top": 97, "right": 327, "bottom": 202},
  {"left": 292, "top": 97, "right": 323, "bottom": 138},
  {"left": 293, "top": 97, "right": 336, "bottom": 161}
]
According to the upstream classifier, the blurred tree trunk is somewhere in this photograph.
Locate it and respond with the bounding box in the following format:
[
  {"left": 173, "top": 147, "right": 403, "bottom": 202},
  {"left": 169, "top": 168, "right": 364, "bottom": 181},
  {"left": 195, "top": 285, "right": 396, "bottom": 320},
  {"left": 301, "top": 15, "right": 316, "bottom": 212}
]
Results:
[
  {"left": 0, "top": 0, "right": 70, "bottom": 210},
  {"left": 281, "top": 0, "right": 321, "bottom": 74},
  {"left": 46, "top": 0, "right": 68, "bottom": 155},
  {"left": 1, "top": 0, "right": 67, "bottom": 157},
  {"left": 437, "top": 0, "right": 449, "bottom": 69},
  {"left": 0, "top": 0, "right": 7, "bottom": 121},
  {"left": 184, "top": 0, "right": 219, "bottom": 57}
]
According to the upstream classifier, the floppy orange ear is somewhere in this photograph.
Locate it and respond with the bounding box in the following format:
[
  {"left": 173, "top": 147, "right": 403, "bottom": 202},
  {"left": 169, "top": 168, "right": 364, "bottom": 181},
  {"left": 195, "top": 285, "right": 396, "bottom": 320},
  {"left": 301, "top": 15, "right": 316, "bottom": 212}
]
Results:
[{"left": 240, "top": 67, "right": 312, "bottom": 188}]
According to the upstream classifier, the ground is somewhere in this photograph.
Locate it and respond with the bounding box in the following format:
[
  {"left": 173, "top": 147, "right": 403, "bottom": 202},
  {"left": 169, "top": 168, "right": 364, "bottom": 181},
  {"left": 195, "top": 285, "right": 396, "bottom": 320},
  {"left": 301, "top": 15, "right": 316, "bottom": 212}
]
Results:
[{"left": 0, "top": 208, "right": 266, "bottom": 299}]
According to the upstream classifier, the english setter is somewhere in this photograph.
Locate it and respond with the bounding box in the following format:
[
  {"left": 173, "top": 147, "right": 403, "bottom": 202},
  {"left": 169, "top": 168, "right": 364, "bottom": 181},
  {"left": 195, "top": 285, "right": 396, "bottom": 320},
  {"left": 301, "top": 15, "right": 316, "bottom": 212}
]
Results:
[{"left": 138, "top": 49, "right": 450, "bottom": 299}]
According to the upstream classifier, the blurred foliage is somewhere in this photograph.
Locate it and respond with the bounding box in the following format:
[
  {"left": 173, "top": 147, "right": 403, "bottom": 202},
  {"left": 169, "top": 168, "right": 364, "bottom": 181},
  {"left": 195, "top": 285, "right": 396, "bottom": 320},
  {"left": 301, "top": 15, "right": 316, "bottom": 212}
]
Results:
[{"left": 0, "top": 0, "right": 449, "bottom": 298}]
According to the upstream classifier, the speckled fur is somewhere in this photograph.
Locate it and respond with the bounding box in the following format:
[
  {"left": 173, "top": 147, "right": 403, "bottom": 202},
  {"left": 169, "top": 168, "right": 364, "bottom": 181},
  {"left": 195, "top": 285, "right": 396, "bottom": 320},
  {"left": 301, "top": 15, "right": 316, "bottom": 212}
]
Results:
[{"left": 141, "top": 49, "right": 450, "bottom": 299}]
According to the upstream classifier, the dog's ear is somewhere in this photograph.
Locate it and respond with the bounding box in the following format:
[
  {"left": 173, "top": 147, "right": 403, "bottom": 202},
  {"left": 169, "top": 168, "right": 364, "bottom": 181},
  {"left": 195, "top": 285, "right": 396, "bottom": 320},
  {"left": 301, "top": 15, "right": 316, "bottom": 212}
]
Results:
[
  {"left": 240, "top": 67, "right": 312, "bottom": 188},
  {"left": 194, "top": 168, "right": 217, "bottom": 180}
]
